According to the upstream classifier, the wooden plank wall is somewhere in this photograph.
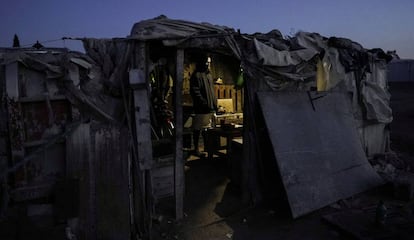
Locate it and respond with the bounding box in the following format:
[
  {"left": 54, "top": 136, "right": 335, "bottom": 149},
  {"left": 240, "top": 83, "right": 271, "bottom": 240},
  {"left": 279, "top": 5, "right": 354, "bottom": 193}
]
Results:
[
  {"left": 94, "top": 125, "right": 130, "bottom": 240},
  {"left": 66, "top": 123, "right": 95, "bottom": 240},
  {"left": 67, "top": 123, "right": 131, "bottom": 240},
  {"left": 214, "top": 85, "right": 244, "bottom": 113}
]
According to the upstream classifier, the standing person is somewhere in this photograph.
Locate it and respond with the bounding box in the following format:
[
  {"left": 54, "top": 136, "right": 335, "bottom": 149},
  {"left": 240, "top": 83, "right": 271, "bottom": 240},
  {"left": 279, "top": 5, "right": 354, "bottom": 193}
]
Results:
[{"left": 190, "top": 55, "right": 217, "bottom": 157}]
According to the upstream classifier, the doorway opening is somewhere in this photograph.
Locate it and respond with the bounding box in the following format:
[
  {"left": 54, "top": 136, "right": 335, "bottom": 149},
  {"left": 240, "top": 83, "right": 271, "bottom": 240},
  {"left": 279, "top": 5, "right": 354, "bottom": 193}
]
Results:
[{"left": 148, "top": 44, "right": 246, "bottom": 230}]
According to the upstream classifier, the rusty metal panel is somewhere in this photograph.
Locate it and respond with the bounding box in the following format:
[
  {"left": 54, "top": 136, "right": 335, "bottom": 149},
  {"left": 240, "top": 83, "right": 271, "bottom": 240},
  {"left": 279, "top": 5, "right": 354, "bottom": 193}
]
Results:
[
  {"left": 7, "top": 98, "right": 24, "bottom": 151},
  {"left": 9, "top": 99, "right": 71, "bottom": 187},
  {"left": 7, "top": 98, "right": 26, "bottom": 185},
  {"left": 21, "top": 100, "right": 71, "bottom": 142},
  {"left": 257, "top": 91, "right": 383, "bottom": 218}
]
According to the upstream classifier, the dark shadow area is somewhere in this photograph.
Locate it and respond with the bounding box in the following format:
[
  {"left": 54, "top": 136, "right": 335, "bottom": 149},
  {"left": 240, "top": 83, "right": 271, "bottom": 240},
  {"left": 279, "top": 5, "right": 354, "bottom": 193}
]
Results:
[
  {"left": 183, "top": 156, "right": 236, "bottom": 219},
  {"left": 389, "top": 82, "right": 414, "bottom": 156},
  {"left": 166, "top": 153, "right": 352, "bottom": 240}
]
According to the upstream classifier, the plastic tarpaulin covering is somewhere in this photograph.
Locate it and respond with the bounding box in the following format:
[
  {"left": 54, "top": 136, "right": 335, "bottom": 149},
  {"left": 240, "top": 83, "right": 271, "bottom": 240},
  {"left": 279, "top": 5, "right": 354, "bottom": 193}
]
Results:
[
  {"left": 361, "top": 81, "right": 392, "bottom": 123},
  {"left": 129, "top": 15, "right": 242, "bottom": 59},
  {"left": 128, "top": 17, "right": 393, "bottom": 127},
  {"left": 130, "top": 15, "right": 234, "bottom": 41},
  {"left": 253, "top": 38, "right": 318, "bottom": 67},
  {"left": 257, "top": 91, "right": 383, "bottom": 218}
]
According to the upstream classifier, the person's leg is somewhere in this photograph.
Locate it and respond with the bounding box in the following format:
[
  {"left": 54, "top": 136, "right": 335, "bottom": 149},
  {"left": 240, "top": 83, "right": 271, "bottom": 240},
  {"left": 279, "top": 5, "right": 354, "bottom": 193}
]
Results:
[
  {"left": 193, "top": 129, "right": 206, "bottom": 157},
  {"left": 201, "top": 128, "right": 207, "bottom": 148},
  {"left": 193, "top": 129, "right": 200, "bottom": 154}
]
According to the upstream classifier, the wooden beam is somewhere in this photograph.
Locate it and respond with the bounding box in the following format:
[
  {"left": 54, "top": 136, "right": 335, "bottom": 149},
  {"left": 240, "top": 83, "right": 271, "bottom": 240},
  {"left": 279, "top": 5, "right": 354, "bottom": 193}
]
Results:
[
  {"left": 129, "top": 42, "right": 152, "bottom": 170},
  {"left": 174, "top": 49, "right": 184, "bottom": 220},
  {"left": 129, "top": 41, "right": 153, "bottom": 238}
]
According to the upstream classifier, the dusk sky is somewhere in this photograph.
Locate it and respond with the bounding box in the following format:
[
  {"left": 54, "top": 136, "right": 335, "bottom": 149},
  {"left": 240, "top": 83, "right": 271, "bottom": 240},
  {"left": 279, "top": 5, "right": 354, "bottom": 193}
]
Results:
[{"left": 1, "top": 0, "right": 413, "bottom": 58}]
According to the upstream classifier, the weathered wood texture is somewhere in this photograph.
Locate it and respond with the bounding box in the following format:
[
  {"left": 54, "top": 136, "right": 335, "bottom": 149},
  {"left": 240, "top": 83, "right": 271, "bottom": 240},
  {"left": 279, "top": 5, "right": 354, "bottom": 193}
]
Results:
[
  {"left": 130, "top": 41, "right": 153, "bottom": 238},
  {"left": 130, "top": 45, "right": 153, "bottom": 170},
  {"left": 153, "top": 157, "right": 174, "bottom": 199},
  {"left": 66, "top": 123, "right": 131, "bottom": 240},
  {"left": 174, "top": 49, "right": 184, "bottom": 220},
  {"left": 66, "top": 123, "right": 94, "bottom": 240},
  {"left": 94, "top": 125, "right": 131, "bottom": 240}
]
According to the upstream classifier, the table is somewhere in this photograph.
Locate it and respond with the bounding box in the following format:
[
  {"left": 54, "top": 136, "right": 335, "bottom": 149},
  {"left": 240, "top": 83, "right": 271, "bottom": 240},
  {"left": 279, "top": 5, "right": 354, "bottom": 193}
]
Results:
[
  {"left": 215, "top": 113, "right": 243, "bottom": 125},
  {"left": 205, "top": 125, "right": 243, "bottom": 161}
]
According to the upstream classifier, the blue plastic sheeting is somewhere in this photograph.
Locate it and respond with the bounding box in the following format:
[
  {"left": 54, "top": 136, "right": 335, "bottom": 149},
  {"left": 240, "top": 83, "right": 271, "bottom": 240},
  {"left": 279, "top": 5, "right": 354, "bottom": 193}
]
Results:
[{"left": 257, "top": 91, "right": 383, "bottom": 218}]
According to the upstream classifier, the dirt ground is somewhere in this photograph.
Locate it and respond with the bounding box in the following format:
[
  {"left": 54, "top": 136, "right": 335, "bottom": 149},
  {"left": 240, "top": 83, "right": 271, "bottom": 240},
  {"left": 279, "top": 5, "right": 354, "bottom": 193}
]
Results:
[
  {"left": 153, "top": 151, "right": 414, "bottom": 240},
  {"left": 152, "top": 151, "right": 414, "bottom": 240},
  {"left": 152, "top": 154, "right": 354, "bottom": 240}
]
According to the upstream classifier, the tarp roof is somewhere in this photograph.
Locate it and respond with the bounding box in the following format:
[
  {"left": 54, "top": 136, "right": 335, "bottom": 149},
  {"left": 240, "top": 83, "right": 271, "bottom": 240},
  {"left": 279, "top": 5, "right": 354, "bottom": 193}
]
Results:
[
  {"left": 130, "top": 15, "right": 235, "bottom": 41},
  {"left": 129, "top": 16, "right": 392, "bottom": 124}
]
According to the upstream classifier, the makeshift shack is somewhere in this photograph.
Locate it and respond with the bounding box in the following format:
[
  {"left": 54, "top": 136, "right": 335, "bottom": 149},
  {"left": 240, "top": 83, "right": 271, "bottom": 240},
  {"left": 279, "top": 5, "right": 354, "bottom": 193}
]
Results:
[{"left": 0, "top": 16, "right": 393, "bottom": 239}]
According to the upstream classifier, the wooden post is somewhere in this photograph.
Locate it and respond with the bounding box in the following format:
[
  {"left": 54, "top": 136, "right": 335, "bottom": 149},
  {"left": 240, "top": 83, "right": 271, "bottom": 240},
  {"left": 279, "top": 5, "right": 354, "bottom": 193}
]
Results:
[
  {"left": 129, "top": 44, "right": 153, "bottom": 171},
  {"left": 174, "top": 49, "right": 184, "bottom": 220},
  {"left": 129, "top": 41, "right": 153, "bottom": 238}
]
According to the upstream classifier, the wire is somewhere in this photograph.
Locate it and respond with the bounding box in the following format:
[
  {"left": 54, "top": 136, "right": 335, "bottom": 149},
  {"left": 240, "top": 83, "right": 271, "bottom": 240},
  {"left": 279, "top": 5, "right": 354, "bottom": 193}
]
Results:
[{"left": 20, "top": 38, "right": 64, "bottom": 47}]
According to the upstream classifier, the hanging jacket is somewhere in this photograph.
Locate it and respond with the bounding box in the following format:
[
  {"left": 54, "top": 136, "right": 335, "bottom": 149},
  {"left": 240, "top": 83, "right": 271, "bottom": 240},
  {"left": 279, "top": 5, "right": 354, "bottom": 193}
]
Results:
[{"left": 190, "top": 71, "right": 217, "bottom": 114}]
